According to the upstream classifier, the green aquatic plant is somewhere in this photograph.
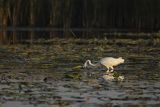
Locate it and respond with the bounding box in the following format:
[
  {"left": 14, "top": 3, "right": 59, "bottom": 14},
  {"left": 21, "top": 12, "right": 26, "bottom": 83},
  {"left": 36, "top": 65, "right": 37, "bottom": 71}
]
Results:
[
  {"left": 113, "top": 72, "right": 120, "bottom": 78},
  {"left": 72, "top": 65, "right": 82, "bottom": 71},
  {"left": 64, "top": 72, "right": 82, "bottom": 80}
]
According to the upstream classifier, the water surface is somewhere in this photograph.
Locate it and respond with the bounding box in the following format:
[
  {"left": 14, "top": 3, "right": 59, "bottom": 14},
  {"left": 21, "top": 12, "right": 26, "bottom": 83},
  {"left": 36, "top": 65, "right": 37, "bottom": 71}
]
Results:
[{"left": 0, "top": 38, "right": 160, "bottom": 107}]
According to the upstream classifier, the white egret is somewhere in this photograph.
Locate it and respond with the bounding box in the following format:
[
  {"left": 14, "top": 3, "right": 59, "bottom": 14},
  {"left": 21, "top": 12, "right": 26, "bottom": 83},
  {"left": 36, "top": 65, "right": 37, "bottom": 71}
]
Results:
[{"left": 83, "top": 57, "right": 124, "bottom": 70}]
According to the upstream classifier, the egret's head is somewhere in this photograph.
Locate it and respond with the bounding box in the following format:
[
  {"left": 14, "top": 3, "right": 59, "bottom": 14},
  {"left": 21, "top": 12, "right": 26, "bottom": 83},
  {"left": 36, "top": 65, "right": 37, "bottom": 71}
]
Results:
[
  {"left": 83, "top": 60, "right": 89, "bottom": 68},
  {"left": 83, "top": 60, "right": 91, "bottom": 68},
  {"left": 118, "top": 57, "right": 124, "bottom": 64}
]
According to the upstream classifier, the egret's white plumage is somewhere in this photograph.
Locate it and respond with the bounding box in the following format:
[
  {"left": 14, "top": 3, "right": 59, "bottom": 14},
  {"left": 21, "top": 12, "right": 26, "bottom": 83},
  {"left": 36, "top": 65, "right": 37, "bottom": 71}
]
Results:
[
  {"left": 100, "top": 57, "right": 124, "bottom": 70},
  {"left": 83, "top": 57, "right": 124, "bottom": 70}
]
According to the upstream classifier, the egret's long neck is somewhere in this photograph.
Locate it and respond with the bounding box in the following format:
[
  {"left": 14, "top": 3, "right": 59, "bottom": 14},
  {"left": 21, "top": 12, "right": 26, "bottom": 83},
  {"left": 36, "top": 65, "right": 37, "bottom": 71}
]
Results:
[
  {"left": 83, "top": 60, "right": 97, "bottom": 68},
  {"left": 87, "top": 60, "right": 96, "bottom": 66}
]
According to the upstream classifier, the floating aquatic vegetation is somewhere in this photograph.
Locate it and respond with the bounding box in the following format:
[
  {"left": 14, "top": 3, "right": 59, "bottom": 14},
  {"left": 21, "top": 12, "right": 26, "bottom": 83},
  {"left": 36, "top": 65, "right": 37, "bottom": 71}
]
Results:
[
  {"left": 72, "top": 65, "right": 83, "bottom": 71},
  {"left": 64, "top": 72, "right": 82, "bottom": 80}
]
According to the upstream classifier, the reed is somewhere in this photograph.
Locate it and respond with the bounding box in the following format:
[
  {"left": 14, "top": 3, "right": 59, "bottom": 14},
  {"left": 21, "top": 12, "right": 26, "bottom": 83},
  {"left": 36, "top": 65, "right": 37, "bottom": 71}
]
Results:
[{"left": 0, "top": 0, "right": 160, "bottom": 43}]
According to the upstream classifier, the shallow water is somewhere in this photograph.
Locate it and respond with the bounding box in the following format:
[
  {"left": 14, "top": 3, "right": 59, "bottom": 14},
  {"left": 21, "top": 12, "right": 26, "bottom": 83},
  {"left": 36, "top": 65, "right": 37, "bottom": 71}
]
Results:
[{"left": 0, "top": 39, "right": 160, "bottom": 107}]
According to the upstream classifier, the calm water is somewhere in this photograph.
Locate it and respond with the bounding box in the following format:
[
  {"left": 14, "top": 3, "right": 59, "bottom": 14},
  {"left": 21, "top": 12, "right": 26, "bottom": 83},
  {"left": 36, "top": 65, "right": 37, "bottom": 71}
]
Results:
[{"left": 0, "top": 38, "right": 160, "bottom": 107}]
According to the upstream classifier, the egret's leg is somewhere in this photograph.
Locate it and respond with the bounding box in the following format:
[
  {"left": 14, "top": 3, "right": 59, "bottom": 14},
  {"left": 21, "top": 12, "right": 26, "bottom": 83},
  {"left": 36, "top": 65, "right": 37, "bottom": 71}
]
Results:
[
  {"left": 106, "top": 69, "right": 113, "bottom": 74},
  {"left": 110, "top": 66, "right": 114, "bottom": 70},
  {"left": 106, "top": 66, "right": 109, "bottom": 70},
  {"left": 110, "top": 69, "right": 114, "bottom": 72},
  {"left": 106, "top": 69, "right": 110, "bottom": 73},
  {"left": 106, "top": 66, "right": 113, "bottom": 73}
]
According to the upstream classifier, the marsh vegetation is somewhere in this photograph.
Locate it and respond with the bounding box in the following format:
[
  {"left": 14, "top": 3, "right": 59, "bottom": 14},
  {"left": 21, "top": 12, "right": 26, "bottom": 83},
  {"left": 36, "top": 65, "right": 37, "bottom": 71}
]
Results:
[{"left": 1, "top": 0, "right": 160, "bottom": 43}]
